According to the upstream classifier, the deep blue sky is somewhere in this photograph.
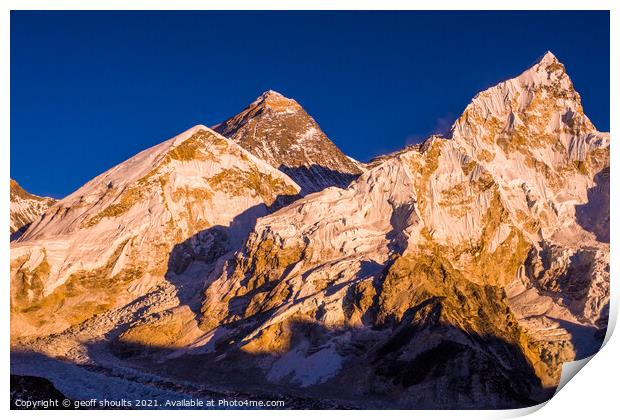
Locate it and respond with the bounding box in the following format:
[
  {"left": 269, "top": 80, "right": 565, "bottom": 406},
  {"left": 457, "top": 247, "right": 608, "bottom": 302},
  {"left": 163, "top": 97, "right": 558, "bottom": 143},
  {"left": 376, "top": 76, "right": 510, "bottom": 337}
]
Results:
[{"left": 11, "top": 11, "right": 609, "bottom": 198}]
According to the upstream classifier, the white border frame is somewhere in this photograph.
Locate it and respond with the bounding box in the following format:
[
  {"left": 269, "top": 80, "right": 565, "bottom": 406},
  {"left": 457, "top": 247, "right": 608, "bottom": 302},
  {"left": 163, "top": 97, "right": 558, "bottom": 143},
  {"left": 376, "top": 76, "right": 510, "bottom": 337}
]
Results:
[{"left": 2, "top": 2, "right": 616, "bottom": 419}]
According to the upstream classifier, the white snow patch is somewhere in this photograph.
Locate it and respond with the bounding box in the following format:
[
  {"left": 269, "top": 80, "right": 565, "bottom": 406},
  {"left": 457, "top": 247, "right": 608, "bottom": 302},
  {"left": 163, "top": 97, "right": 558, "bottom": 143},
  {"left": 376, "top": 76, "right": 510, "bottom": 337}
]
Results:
[{"left": 267, "top": 341, "right": 342, "bottom": 387}]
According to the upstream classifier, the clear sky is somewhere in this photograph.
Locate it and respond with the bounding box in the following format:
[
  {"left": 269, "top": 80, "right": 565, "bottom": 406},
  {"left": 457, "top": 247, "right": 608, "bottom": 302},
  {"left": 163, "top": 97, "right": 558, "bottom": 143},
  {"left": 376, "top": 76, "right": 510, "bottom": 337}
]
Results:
[{"left": 11, "top": 11, "right": 610, "bottom": 198}]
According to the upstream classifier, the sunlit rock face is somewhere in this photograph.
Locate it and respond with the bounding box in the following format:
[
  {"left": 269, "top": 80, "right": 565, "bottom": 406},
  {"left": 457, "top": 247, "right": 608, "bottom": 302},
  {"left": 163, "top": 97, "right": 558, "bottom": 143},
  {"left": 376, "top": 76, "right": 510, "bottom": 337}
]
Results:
[
  {"left": 10, "top": 179, "right": 56, "bottom": 240},
  {"left": 10, "top": 125, "right": 300, "bottom": 338},
  {"left": 196, "top": 52, "right": 608, "bottom": 407},
  {"left": 10, "top": 52, "right": 609, "bottom": 409},
  {"left": 213, "top": 90, "right": 364, "bottom": 194}
]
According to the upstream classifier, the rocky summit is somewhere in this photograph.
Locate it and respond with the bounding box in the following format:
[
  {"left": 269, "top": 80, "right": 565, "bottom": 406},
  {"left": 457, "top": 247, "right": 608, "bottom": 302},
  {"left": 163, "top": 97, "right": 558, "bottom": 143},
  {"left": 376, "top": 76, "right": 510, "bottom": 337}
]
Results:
[
  {"left": 10, "top": 52, "right": 609, "bottom": 409},
  {"left": 213, "top": 90, "right": 364, "bottom": 194}
]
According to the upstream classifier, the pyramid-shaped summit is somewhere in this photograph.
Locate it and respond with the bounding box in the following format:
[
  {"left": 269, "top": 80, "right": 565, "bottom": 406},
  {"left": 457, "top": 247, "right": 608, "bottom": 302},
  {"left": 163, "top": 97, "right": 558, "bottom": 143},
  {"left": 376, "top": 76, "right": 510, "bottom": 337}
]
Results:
[
  {"left": 254, "top": 89, "right": 301, "bottom": 111},
  {"left": 538, "top": 50, "right": 558, "bottom": 65},
  {"left": 451, "top": 51, "right": 599, "bottom": 154},
  {"left": 213, "top": 90, "right": 364, "bottom": 194}
]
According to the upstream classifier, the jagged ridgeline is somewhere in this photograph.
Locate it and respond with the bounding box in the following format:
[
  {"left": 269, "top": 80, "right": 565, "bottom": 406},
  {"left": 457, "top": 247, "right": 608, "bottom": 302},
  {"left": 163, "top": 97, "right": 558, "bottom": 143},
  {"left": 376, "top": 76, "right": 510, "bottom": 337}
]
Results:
[
  {"left": 10, "top": 179, "right": 56, "bottom": 240},
  {"left": 213, "top": 90, "right": 364, "bottom": 194},
  {"left": 11, "top": 52, "right": 609, "bottom": 409},
  {"left": 11, "top": 126, "right": 300, "bottom": 337}
]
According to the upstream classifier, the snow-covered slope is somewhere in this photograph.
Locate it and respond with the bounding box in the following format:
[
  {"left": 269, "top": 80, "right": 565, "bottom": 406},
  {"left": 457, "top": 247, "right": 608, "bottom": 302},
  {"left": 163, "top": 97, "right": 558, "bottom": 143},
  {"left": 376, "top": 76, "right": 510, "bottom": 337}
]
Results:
[
  {"left": 10, "top": 52, "right": 609, "bottom": 409},
  {"left": 213, "top": 90, "right": 364, "bottom": 194},
  {"left": 11, "top": 125, "right": 300, "bottom": 338},
  {"left": 191, "top": 52, "right": 609, "bottom": 407},
  {"left": 449, "top": 51, "right": 610, "bottom": 346},
  {"left": 10, "top": 179, "right": 56, "bottom": 240}
]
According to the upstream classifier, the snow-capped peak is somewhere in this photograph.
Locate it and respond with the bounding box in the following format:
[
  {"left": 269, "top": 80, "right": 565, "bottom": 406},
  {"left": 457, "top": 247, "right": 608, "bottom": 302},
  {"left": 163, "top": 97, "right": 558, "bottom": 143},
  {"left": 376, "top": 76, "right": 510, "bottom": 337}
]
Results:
[
  {"left": 10, "top": 179, "right": 56, "bottom": 239},
  {"left": 261, "top": 89, "right": 285, "bottom": 98},
  {"left": 518, "top": 50, "right": 570, "bottom": 86},
  {"left": 10, "top": 52, "right": 609, "bottom": 408},
  {"left": 11, "top": 124, "right": 301, "bottom": 338},
  {"left": 250, "top": 89, "right": 301, "bottom": 113},
  {"left": 450, "top": 51, "right": 599, "bottom": 152},
  {"left": 170, "top": 124, "right": 210, "bottom": 146},
  {"left": 213, "top": 91, "right": 364, "bottom": 194},
  {"left": 538, "top": 50, "right": 559, "bottom": 66}
]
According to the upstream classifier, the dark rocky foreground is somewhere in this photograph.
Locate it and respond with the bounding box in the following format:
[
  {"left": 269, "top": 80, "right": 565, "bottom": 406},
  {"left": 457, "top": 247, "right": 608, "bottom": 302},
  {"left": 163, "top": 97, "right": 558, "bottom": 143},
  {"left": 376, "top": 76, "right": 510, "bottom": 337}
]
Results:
[
  {"left": 11, "top": 374, "right": 74, "bottom": 410},
  {"left": 10, "top": 351, "right": 352, "bottom": 410}
]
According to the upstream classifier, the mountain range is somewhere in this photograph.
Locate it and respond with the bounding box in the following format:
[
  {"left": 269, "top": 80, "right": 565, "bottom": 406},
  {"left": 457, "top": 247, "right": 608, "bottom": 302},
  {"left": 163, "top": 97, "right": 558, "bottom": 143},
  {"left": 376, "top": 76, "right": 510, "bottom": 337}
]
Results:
[{"left": 10, "top": 52, "right": 609, "bottom": 409}]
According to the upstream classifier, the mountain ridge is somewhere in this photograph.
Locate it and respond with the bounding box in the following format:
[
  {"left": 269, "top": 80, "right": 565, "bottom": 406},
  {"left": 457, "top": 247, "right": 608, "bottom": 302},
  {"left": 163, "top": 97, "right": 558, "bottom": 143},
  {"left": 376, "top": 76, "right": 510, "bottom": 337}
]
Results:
[
  {"left": 11, "top": 125, "right": 300, "bottom": 338},
  {"left": 10, "top": 51, "right": 609, "bottom": 409},
  {"left": 213, "top": 90, "right": 364, "bottom": 194},
  {"left": 193, "top": 52, "right": 608, "bottom": 402},
  {"left": 10, "top": 179, "right": 56, "bottom": 240}
]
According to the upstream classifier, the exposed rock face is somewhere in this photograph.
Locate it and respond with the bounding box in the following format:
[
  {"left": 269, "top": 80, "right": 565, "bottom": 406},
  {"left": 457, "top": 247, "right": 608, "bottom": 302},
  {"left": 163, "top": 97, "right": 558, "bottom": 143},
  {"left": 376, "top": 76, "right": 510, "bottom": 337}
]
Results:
[
  {"left": 194, "top": 52, "right": 608, "bottom": 407},
  {"left": 10, "top": 125, "right": 299, "bottom": 338},
  {"left": 10, "top": 179, "right": 56, "bottom": 240},
  {"left": 10, "top": 52, "right": 609, "bottom": 409},
  {"left": 213, "top": 90, "right": 364, "bottom": 194},
  {"left": 449, "top": 51, "right": 610, "bottom": 369}
]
